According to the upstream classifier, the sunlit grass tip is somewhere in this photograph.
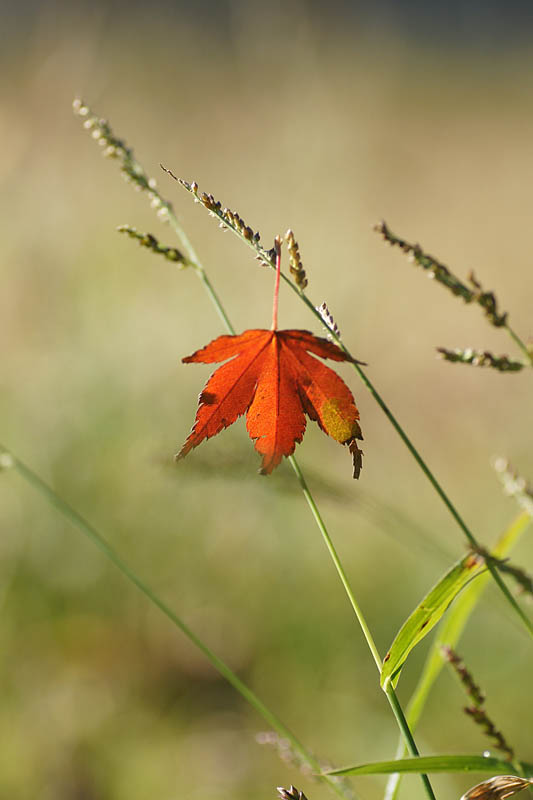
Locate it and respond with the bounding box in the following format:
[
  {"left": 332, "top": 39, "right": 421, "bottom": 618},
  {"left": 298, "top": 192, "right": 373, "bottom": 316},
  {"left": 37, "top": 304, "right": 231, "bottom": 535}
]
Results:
[
  {"left": 162, "top": 169, "right": 272, "bottom": 258},
  {"left": 73, "top": 98, "right": 173, "bottom": 222}
]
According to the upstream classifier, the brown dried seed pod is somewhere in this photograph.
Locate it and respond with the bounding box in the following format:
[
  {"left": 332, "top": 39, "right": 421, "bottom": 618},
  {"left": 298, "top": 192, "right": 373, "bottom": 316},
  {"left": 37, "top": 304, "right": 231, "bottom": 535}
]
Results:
[
  {"left": 277, "top": 787, "right": 309, "bottom": 800},
  {"left": 461, "top": 775, "right": 532, "bottom": 800}
]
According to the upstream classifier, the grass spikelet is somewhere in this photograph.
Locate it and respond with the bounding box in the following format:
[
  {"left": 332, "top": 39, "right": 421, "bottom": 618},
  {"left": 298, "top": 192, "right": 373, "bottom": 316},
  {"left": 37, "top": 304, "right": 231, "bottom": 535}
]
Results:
[
  {"left": 374, "top": 220, "right": 508, "bottom": 327},
  {"left": 442, "top": 646, "right": 515, "bottom": 761},
  {"left": 461, "top": 776, "right": 533, "bottom": 800},
  {"left": 117, "top": 225, "right": 187, "bottom": 265},
  {"left": 436, "top": 348, "right": 525, "bottom": 372},
  {"left": 317, "top": 302, "right": 341, "bottom": 340},
  {"left": 73, "top": 99, "right": 173, "bottom": 222},
  {"left": 441, "top": 646, "right": 485, "bottom": 706},
  {"left": 285, "top": 229, "right": 308, "bottom": 289},
  {"left": 164, "top": 170, "right": 266, "bottom": 251}
]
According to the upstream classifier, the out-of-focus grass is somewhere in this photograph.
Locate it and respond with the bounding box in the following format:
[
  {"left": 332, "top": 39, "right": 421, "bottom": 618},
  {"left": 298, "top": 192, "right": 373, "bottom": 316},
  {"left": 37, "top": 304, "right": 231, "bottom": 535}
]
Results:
[{"left": 1, "top": 8, "right": 533, "bottom": 800}]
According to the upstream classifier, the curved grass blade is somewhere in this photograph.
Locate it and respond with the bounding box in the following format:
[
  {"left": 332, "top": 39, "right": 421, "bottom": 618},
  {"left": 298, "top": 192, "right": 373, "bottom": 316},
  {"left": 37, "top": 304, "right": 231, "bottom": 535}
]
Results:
[
  {"left": 385, "top": 511, "right": 532, "bottom": 800},
  {"left": 407, "top": 512, "right": 531, "bottom": 728},
  {"left": 324, "top": 756, "right": 533, "bottom": 778},
  {"left": 381, "top": 552, "right": 485, "bottom": 689}
]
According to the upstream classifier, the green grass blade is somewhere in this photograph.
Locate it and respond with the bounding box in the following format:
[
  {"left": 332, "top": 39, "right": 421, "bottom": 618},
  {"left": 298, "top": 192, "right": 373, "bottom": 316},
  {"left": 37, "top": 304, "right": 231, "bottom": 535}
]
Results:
[
  {"left": 325, "top": 755, "right": 533, "bottom": 777},
  {"left": 384, "top": 511, "right": 532, "bottom": 800},
  {"left": 407, "top": 511, "right": 532, "bottom": 728},
  {"left": 381, "top": 553, "right": 485, "bottom": 689}
]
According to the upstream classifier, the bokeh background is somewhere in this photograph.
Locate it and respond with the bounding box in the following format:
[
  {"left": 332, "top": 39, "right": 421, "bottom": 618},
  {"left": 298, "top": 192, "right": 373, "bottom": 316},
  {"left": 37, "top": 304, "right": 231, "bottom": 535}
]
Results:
[{"left": 1, "top": 1, "right": 533, "bottom": 799}]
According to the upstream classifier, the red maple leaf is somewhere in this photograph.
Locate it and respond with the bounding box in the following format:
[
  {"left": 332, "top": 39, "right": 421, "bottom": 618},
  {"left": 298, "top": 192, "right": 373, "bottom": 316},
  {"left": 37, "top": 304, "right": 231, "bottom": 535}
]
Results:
[{"left": 177, "top": 241, "right": 363, "bottom": 476}]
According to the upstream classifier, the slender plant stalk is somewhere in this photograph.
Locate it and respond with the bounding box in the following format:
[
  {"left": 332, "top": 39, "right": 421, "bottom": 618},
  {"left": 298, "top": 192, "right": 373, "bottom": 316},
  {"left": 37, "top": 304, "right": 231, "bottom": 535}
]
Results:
[
  {"left": 290, "top": 457, "right": 436, "bottom": 800},
  {"left": 271, "top": 239, "right": 282, "bottom": 331},
  {"left": 170, "top": 183, "right": 533, "bottom": 639},
  {"left": 161, "top": 216, "right": 436, "bottom": 799},
  {"left": 505, "top": 324, "right": 533, "bottom": 365},
  {"left": 345, "top": 362, "right": 533, "bottom": 638},
  {"left": 0, "top": 446, "right": 352, "bottom": 800},
  {"left": 2, "top": 168, "right": 434, "bottom": 799}
]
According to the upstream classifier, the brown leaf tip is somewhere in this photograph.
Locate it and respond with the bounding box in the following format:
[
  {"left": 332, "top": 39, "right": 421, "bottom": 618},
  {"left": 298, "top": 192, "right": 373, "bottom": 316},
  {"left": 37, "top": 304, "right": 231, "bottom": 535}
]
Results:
[{"left": 347, "top": 436, "right": 364, "bottom": 480}]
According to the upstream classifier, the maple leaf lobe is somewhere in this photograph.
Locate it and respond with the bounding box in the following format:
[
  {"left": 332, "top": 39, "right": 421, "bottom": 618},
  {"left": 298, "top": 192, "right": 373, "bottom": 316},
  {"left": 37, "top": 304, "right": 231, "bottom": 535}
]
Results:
[{"left": 177, "top": 328, "right": 363, "bottom": 476}]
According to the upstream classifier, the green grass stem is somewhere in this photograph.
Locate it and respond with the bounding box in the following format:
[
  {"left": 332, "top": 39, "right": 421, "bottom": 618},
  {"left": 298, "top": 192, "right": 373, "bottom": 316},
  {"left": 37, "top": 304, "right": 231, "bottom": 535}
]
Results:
[
  {"left": 505, "top": 324, "right": 533, "bottom": 366},
  {"left": 1, "top": 445, "right": 351, "bottom": 800},
  {"left": 174, "top": 184, "right": 533, "bottom": 640},
  {"left": 153, "top": 178, "right": 436, "bottom": 799},
  {"left": 290, "top": 457, "right": 436, "bottom": 800}
]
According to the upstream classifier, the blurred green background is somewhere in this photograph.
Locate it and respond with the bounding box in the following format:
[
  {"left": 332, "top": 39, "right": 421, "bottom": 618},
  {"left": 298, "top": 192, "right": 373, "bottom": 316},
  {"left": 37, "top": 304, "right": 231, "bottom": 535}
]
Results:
[{"left": 1, "top": 2, "right": 533, "bottom": 799}]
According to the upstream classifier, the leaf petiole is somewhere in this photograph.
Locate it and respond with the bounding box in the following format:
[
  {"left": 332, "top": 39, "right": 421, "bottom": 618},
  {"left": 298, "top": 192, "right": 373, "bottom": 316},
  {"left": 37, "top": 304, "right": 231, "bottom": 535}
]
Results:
[{"left": 271, "top": 236, "right": 282, "bottom": 331}]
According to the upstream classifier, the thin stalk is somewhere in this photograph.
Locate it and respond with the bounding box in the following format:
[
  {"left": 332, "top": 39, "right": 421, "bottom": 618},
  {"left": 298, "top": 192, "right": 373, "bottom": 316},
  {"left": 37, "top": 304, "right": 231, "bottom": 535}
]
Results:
[
  {"left": 288, "top": 456, "right": 381, "bottom": 671},
  {"left": 196, "top": 268, "right": 235, "bottom": 333},
  {"left": 384, "top": 510, "right": 532, "bottom": 800},
  {"left": 290, "top": 456, "right": 436, "bottom": 800},
  {"left": 347, "top": 360, "right": 533, "bottom": 638},
  {"left": 1, "top": 446, "right": 350, "bottom": 800},
  {"left": 505, "top": 324, "right": 533, "bottom": 366},
  {"left": 199, "top": 214, "right": 533, "bottom": 637},
  {"left": 161, "top": 194, "right": 236, "bottom": 335},
  {"left": 286, "top": 263, "right": 533, "bottom": 637},
  {"left": 271, "top": 240, "right": 282, "bottom": 331},
  {"left": 155, "top": 194, "right": 436, "bottom": 797}
]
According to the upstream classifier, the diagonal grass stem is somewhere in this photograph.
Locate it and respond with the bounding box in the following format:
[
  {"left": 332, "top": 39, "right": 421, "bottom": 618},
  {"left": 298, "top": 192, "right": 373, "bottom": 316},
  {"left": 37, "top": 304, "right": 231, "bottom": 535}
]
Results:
[
  {"left": 172, "top": 183, "right": 533, "bottom": 639},
  {"left": 151, "top": 175, "right": 436, "bottom": 798},
  {"left": 1, "top": 445, "right": 351, "bottom": 800},
  {"left": 289, "top": 457, "right": 436, "bottom": 800},
  {"left": 505, "top": 324, "right": 533, "bottom": 366}
]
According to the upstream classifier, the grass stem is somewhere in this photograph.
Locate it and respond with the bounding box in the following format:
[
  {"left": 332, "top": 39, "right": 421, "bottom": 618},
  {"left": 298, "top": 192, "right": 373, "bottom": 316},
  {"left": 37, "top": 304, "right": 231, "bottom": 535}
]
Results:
[
  {"left": 202, "top": 212, "right": 533, "bottom": 639},
  {"left": 151, "top": 178, "right": 436, "bottom": 798},
  {"left": 505, "top": 324, "right": 533, "bottom": 366},
  {"left": 290, "top": 456, "right": 436, "bottom": 800},
  {"left": 1, "top": 445, "right": 351, "bottom": 799}
]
